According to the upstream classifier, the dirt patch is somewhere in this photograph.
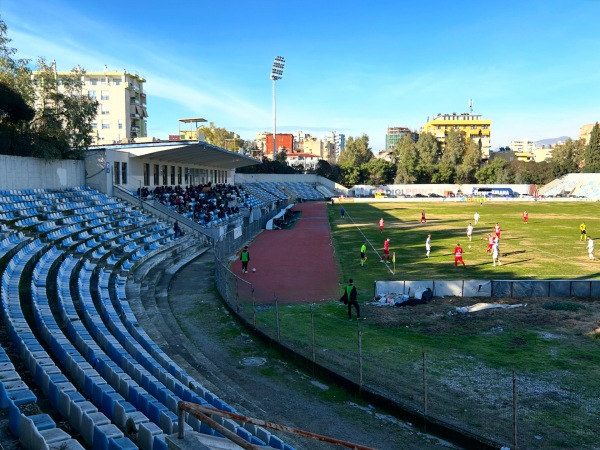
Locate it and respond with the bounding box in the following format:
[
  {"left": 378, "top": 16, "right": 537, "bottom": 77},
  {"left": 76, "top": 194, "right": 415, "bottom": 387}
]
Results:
[{"left": 364, "top": 296, "right": 600, "bottom": 336}]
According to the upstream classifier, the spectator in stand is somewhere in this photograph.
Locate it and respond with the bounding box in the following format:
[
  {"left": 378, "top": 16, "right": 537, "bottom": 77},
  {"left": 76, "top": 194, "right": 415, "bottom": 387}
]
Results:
[{"left": 173, "top": 220, "right": 183, "bottom": 238}]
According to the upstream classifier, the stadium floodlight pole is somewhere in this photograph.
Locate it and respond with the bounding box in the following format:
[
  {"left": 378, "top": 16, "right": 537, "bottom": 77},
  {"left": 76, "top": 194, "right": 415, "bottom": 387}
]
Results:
[{"left": 271, "top": 56, "right": 285, "bottom": 160}]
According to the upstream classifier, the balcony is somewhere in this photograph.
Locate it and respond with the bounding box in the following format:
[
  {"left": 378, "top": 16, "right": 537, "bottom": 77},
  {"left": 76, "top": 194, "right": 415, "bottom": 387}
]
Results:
[
  {"left": 131, "top": 126, "right": 140, "bottom": 133},
  {"left": 130, "top": 113, "right": 140, "bottom": 119}
]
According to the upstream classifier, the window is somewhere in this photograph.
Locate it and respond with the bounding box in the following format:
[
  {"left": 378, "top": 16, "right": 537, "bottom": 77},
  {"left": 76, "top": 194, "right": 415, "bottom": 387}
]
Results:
[
  {"left": 184, "top": 168, "right": 189, "bottom": 185},
  {"left": 121, "top": 162, "right": 128, "bottom": 184},
  {"left": 101, "top": 105, "right": 110, "bottom": 115},
  {"left": 90, "top": 78, "right": 98, "bottom": 86},
  {"left": 114, "top": 162, "right": 121, "bottom": 185},
  {"left": 101, "top": 91, "right": 109, "bottom": 101},
  {"left": 91, "top": 122, "right": 97, "bottom": 129},
  {"left": 453, "top": 125, "right": 459, "bottom": 130},
  {"left": 483, "top": 125, "right": 489, "bottom": 130},
  {"left": 88, "top": 90, "right": 96, "bottom": 99},
  {"left": 170, "top": 166, "right": 175, "bottom": 185},
  {"left": 102, "top": 123, "right": 110, "bottom": 129},
  {"left": 118, "top": 121, "right": 123, "bottom": 129},
  {"left": 144, "top": 163, "right": 150, "bottom": 186},
  {"left": 161, "top": 165, "right": 167, "bottom": 185},
  {"left": 177, "top": 167, "right": 182, "bottom": 185},
  {"left": 471, "top": 125, "right": 477, "bottom": 130},
  {"left": 153, "top": 164, "right": 159, "bottom": 185},
  {"left": 113, "top": 79, "right": 121, "bottom": 86}
]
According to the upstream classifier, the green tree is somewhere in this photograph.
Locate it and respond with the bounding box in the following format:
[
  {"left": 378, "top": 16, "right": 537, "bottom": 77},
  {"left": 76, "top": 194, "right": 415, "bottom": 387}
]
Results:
[
  {"left": 442, "top": 129, "right": 466, "bottom": 165},
  {"left": 509, "top": 160, "right": 553, "bottom": 185},
  {"left": 394, "top": 135, "right": 418, "bottom": 184},
  {"left": 456, "top": 138, "right": 482, "bottom": 183},
  {"left": 315, "top": 159, "right": 341, "bottom": 182},
  {"left": 475, "top": 158, "right": 514, "bottom": 183},
  {"left": 583, "top": 123, "right": 600, "bottom": 173},
  {"left": 337, "top": 134, "right": 373, "bottom": 168},
  {"left": 0, "top": 81, "right": 35, "bottom": 156},
  {"left": 414, "top": 132, "right": 441, "bottom": 183},
  {"left": 0, "top": 19, "right": 34, "bottom": 105},
  {"left": 1, "top": 21, "right": 98, "bottom": 159},
  {"left": 365, "top": 158, "right": 395, "bottom": 186},
  {"left": 275, "top": 149, "right": 287, "bottom": 165},
  {"left": 197, "top": 122, "right": 237, "bottom": 148},
  {"left": 31, "top": 58, "right": 99, "bottom": 159},
  {"left": 0, "top": 81, "right": 35, "bottom": 122},
  {"left": 549, "top": 138, "right": 584, "bottom": 178},
  {"left": 338, "top": 165, "right": 363, "bottom": 187}
]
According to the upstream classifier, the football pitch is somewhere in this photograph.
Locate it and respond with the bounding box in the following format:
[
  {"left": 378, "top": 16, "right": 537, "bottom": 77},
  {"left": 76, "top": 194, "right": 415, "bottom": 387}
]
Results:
[
  {"left": 245, "top": 200, "right": 600, "bottom": 448},
  {"left": 328, "top": 200, "right": 600, "bottom": 292}
]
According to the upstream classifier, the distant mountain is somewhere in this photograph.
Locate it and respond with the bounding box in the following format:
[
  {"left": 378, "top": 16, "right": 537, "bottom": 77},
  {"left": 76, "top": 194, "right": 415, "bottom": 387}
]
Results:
[{"left": 534, "top": 136, "right": 571, "bottom": 147}]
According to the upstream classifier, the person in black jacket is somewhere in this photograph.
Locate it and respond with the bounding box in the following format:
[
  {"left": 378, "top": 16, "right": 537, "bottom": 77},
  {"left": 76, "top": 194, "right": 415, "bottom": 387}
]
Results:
[{"left": 340, "top": 279, "right": 364, "bottom": 321}]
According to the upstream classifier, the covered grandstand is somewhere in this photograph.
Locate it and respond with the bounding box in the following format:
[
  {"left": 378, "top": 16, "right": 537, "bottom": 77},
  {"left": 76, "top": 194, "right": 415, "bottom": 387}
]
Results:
[{"left": 0, "top": 147, "right": 352, "bottom": 450}]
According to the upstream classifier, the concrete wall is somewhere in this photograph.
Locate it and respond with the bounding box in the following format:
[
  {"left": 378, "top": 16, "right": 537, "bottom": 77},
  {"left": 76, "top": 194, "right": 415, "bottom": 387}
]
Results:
[
  {"left": 0, "top": 155, "right": 85, "bottom": 190},
  {"left": 376, "top": 279, "right": 600, "bottom": 299},
  {"left": 352, "top": 183, "right": 534, "bottom": 197}
]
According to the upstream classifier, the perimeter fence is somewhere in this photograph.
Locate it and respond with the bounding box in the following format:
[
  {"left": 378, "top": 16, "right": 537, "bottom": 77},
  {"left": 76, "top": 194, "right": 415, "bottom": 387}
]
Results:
[{"left": 213, "top": 244, "right": 600, "bottom": 450}]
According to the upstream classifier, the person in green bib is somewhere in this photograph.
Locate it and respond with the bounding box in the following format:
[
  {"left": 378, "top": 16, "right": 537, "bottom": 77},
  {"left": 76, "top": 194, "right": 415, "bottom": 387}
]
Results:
[
  {"left": 340, "top": 279, "right": 364, "bottom": 321},
  {"left": 360, "top": 243, "right": 367, "bottom": 267},
  {"left": 240, "top": 246, "right": 250, "bottom": 273}
]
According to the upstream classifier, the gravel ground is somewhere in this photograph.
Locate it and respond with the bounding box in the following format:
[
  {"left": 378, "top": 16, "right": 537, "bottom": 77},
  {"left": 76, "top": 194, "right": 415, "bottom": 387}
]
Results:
[{"left": 127, "top": 247, "right": 461, "bottom": 450}]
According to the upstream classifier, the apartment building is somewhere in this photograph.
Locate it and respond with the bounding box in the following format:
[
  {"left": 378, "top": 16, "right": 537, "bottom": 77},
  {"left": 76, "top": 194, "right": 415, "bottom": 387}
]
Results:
[
  {"left": 324, "top": 131, "right": 345, "bottom": 159},
  {"left": 422, "top": 113, "right": 492, "bottom": 158},
  {"left": 385, "top": 126, "right": 418, "bottom": 150},
  {"left": 509, "top": 139, "right": 536, "bottom": 153},
  {"left": 34, "top": 65, "right": 148, "bottom": 145},
  {"left": 579, "top": 123, "right": 598, "bottom": 145}
]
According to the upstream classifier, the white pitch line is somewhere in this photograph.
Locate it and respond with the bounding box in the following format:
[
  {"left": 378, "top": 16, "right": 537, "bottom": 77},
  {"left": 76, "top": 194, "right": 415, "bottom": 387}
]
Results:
[{"left": 343, "top": 211, "right": 394, "bottom": 274}]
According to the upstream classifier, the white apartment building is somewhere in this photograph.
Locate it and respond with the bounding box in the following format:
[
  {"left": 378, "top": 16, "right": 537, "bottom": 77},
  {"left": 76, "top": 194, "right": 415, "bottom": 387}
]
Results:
[
  {"left": 34, "top": 65, "right": 148, "bottom": 145},
  {"left": 509, "top": 139, "right": 536, "bottom": 153}
]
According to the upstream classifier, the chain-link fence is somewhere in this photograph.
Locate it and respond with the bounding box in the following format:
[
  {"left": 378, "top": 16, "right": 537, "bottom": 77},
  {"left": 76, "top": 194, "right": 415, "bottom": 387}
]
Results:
[{"left": 214, "top": 255, "right": 599, "bottom": 449}]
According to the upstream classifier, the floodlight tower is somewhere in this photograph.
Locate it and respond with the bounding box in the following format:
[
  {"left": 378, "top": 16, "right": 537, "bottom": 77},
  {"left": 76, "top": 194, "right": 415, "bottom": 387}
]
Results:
[{"left": 271, "top": 56, "right": 285, "bottom": 160}]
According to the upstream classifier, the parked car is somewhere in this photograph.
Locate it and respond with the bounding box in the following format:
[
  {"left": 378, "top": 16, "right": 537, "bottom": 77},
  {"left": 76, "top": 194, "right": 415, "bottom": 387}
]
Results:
[{"left": 428, "top": 193, "right": 442, "bottom": 198}]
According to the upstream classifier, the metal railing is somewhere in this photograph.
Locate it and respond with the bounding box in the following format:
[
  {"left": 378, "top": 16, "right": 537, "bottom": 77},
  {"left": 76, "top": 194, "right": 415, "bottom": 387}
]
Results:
[{"left": 177, "top": 401, "right": 376, "bottom": 450}]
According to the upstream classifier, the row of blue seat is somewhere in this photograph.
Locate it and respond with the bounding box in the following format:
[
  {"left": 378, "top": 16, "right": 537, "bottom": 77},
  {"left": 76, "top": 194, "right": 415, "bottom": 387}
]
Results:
[
  {"left": 1, "top": 239, "right": 86, "bottom": 449},
  {"left": 31, "top": 246, "right": 167, "bottom": 449},
  {"left": 1, "top": 187, "right": 297, "bottom": 449}
]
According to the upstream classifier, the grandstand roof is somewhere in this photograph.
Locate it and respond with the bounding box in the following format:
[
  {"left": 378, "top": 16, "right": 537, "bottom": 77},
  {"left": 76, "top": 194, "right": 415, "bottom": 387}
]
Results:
[{"left": 103, "top": 140, "right": 261, "bottom": 169}]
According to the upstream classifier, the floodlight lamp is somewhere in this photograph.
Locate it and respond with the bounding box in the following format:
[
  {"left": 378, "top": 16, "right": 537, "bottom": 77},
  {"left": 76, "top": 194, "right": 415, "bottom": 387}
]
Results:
[{"left": 271, "top": 56, "right": 286, "bottom": 80}]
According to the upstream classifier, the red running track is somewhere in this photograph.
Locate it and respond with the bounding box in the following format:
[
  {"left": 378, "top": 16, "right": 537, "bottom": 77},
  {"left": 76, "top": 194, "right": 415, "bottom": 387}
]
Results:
[{"left": 232, "top": 202, "right": 340, "bottom": 304}]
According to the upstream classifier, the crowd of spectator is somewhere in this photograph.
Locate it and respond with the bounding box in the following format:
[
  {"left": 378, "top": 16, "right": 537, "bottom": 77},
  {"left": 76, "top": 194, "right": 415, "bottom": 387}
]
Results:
[{"left": 137, "top": 183, "right": 253, "bottom": 225}]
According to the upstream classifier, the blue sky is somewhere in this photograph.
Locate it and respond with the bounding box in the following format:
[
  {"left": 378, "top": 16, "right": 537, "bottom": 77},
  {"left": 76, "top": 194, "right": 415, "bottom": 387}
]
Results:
[{"left": 3, "top": 0, "right": 599, "bottom": 152}]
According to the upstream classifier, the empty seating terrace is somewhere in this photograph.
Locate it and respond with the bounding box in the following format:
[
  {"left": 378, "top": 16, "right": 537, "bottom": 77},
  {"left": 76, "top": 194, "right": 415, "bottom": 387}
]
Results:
[
  {"left": 0, "top": 188, "right": 295, "bottom": 449},
  {"left": 539, "top": 173, "right": 600, "bottom": 199}
]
